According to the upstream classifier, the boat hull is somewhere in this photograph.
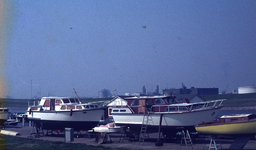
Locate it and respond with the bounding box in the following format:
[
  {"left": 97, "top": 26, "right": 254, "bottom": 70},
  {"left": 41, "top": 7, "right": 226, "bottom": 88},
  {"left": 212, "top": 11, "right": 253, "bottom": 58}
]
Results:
[
  {"left": 0, "top": 109, "right": 9, "bottom": 127},
  {"left": 195, "top": 120, "right": 256, "bottom": 135},
  {"left": 91, "top": 126, "right": 121, "bottom": 133},
  {"left": 113, "top": 107, "right": 221, "bottom": 134},
  {"left": 27, "top": 109, "right": 104, "bottom": 131}
]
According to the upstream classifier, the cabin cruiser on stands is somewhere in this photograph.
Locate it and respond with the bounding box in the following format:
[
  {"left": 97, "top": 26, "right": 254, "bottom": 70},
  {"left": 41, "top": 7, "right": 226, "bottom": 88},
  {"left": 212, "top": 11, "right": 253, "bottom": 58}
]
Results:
[
  {"left": 195, "top": 114, "right": 256, "bottom": 135},
  {"left": 195, "top": 114, "right": 256, "bottom": 150},
  {"left": 0, "top": 104, "right": 8, "bottom": 128},
  {"left": 107, "top": 95, "right": 225, "bottom": 135},
  {"left": 26, "top": 97, "right": 104, "bottom": 131}
]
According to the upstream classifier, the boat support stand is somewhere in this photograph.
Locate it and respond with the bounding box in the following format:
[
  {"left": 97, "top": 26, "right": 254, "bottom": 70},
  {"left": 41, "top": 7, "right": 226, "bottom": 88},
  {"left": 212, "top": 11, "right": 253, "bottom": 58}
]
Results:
[{"left": 208, "top": 136, "right": 223, "bottom": 150}]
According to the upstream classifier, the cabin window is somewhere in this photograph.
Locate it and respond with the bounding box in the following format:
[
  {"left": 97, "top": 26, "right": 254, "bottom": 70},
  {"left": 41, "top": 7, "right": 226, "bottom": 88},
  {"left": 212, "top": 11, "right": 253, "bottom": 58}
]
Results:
[
  {"left": 120, "top": 110, "right": 126, "bottom": 112},
  {"left": 113, "top": 110, "right": 119, "bottom": 112},
  {"left": 155, "top": 99, "right": 165, "bottom": 105},
  {"left": 43, "top": 100, "right": 50, "bottom": 107},
  {"left": 55, "top": 100, "right": 62, "bottom": 105},
  {"left": 84, "top": 105, "right": 89, "bottom": 108},
  {"left": 0, "top": 109, "right": 8, "bottom": 112},
  {"left": 61, "top": 105, "right": 66, "bottom": 110},
  {"left": 63, "top": 99, "right": 70, "bottom": 103},
  {"left": 70, "top": 98, "right": 75, "bottom": 103},
  {"left": 131, "top": 99, "right": 139, "bottom": 106},
  {"left": 179, "top": 106, "right": 188, "bottom": 111},
  {"left": 165, "top": 107, "right": 177, "bottom": 112},
  {"left": 191, "top": 104, "right": 204, "bottom": 110},
  {"left": 164, "top": 97, "right": 171, "bottom": 104},
  {"left": 76, "top": 106, "right": 82, "bottom": 109},
  {"left": 89, "top": 105, "right": 95, "bottom": 108},
  {"left": 230, "top": 118, "right": 238, "bottom": 121},
  {"left": 67, "top": 105, "right": 75, "bottom": 109}
]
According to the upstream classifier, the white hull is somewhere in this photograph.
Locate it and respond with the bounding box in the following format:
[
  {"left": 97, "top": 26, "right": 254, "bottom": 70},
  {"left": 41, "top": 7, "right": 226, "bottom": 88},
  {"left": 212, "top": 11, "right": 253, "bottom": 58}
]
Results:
[
  {"left": 91, "top": 126, "right": 121, "bottom": 133},
  {"left": 113, "top": 108, "right": 220, "bottom": 127},
  {"left": 27, "top": 109, "right": 104, "bottom": 130},
  {"left": 27, "top": 109, "right": 103, "bottom": 122},
  {"left": 107, "top": 95, "right": 225, "bottom": 134},
  {"left": 26, "top": 97, "right": 105, "bottom": 131}
]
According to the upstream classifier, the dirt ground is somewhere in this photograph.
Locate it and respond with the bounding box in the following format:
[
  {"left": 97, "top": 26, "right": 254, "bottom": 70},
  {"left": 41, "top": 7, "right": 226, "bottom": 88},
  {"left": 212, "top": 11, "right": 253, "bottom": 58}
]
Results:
[{"left": 2, "top": 125, "right": 256, "bottom": 150}]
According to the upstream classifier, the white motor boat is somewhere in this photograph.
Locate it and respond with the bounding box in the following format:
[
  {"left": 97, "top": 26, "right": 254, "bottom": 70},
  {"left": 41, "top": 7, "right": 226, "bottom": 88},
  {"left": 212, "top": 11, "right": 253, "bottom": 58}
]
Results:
[
  {"left": 26, "top": 97, "right": 104, "bottom": 131},
  {"left": 107, "top": 95, "right": 225, "bottom": 135},
  {"left": 90, "top": 122, "right": 121, "bottom": 133},
  {"left": 0, "top": 106, "right": 9, "bottom": 127},
  {"left": 4, "top": 118, "right": 19, "bottom": 126}
]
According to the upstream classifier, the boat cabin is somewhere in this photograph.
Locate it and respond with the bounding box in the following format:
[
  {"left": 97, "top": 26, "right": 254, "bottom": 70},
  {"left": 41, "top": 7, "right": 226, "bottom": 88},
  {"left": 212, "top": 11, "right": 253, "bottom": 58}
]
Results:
[
  {"left": 107, "top": 95, "right": 224, "bottom": 116},
  {"left": 28, "top": 97, "right": 98, "bottom": 112},
  {"left": 219, "top": 114, "right": 256, "bottom": 123},
  {"left": 198, "top": 114, "right": 256, "bottom": 126},
  {"left": 0, "top": 103, "right": 8, "bottom": 112}
]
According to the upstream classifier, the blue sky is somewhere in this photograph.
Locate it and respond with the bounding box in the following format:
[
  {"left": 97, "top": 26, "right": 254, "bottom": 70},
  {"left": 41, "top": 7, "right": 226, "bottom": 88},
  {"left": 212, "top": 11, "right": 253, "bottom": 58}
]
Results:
[{"left": 3, "top": 0, "right": 256, "bottom": 98}]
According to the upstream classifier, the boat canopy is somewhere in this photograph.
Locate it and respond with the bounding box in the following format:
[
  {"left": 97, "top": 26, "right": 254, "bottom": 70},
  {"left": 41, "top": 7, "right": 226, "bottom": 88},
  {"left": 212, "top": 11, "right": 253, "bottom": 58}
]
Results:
[{"left": 107, "top": 97, "right": 127, "bottom": 106}]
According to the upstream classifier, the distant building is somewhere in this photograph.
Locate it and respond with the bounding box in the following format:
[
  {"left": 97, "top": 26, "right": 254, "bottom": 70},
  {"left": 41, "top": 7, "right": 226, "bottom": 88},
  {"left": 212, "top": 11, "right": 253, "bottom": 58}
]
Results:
[
  {"left": 142, "top": 86, "right": 146, "bottom": 95},
  {"left": 238, "top": 86, "right": 256, "bottom": 94},
  {"left": 163, "top": 84, "right": 218, "bottom": 96},
  {"left": 190, "top": 87, "right": 219, "bottom": 95},
  {"left": 98, "top": 89, "right": 112, "bottom": 98},
  {"left": 141, "top": 85, "right": 160, "bottom": 96}
]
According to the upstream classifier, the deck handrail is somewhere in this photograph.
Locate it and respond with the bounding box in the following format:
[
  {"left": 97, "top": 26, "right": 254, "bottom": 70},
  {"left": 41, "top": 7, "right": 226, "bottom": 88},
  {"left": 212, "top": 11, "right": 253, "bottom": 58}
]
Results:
[{"left": 123, "top": 99, "right": 225, "bottom": 113}]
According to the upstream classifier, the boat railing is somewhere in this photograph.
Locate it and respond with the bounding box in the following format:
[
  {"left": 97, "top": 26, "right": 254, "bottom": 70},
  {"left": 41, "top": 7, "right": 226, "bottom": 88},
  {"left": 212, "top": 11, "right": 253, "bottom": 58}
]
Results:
[
  {"left": 198, "top": 99, "right": 225, "bottom": 108},
  {"left": 122, "top": 105, "right": 149, "bottom": 114},
  {"left": 129, "top": 99, "right": 225, "bottom": 113},
  {"left": 165, "top": 99, "right": 225, "bottom": 113}
]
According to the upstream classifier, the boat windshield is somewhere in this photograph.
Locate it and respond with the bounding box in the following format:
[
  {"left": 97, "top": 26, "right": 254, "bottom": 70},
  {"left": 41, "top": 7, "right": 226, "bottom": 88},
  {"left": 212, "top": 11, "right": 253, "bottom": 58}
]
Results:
[
  {"left": 63, "top": 99, "right": 70, "bottom": 103},
  {"left": 155, "top": 99, "right": 165, "bottom": 105},
  {"left": 69, "top": 98, "right": 75, "bottom": 103},
  {"left": 163, "top": 97, "right": 172, "bottom": 104},
  {"left": 131, "top": 99, "right": 139, "bottom": 106}
]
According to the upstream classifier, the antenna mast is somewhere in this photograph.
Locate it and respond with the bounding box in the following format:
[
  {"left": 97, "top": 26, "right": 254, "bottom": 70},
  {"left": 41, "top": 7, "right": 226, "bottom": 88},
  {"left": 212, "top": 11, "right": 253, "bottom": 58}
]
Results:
[{"left": 73, "top": 88, "right": 81, "bottom": 103}]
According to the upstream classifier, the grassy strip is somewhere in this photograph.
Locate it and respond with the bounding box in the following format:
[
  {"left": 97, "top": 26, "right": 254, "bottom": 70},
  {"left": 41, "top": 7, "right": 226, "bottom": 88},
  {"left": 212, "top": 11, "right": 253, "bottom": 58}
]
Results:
[
  {"left": 0, "top": 135, "right": 132, "bottom": 150},
  {"left": 1, "top": 93, "right": 256, "bottom": 109},
  {"left": 202, "top": 93, "right": 256, "bottom": 107},
  {"left": 0, "top": 98, "right": 112, "bottom": 109}
]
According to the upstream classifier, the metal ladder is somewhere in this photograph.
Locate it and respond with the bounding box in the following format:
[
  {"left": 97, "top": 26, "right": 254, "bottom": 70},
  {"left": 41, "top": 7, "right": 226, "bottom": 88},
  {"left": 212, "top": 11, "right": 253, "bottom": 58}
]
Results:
[
  {"left": 181, "top": 130, "right": 194, "bottom": 150},
  {"left": 29, "top": 122, "right": 44, "bottom": 138},
  {"left": 209, "top": 137, "right": 218, "bottom": 150},
  {"left": 119, "top": 126, "right": 127, "bottom": 142},
  {"left": 208, "top": 136, "right": 223, "bottom": 150},
  {"left": 139, "top": 112, "right": 150, "bottom": 144}
]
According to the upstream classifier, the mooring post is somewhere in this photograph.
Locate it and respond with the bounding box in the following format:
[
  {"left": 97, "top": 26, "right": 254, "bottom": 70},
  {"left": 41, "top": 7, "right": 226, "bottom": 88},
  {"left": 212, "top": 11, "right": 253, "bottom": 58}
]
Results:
[{"left": 22, "top": 117, "right": 25, "bottom": 126}]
